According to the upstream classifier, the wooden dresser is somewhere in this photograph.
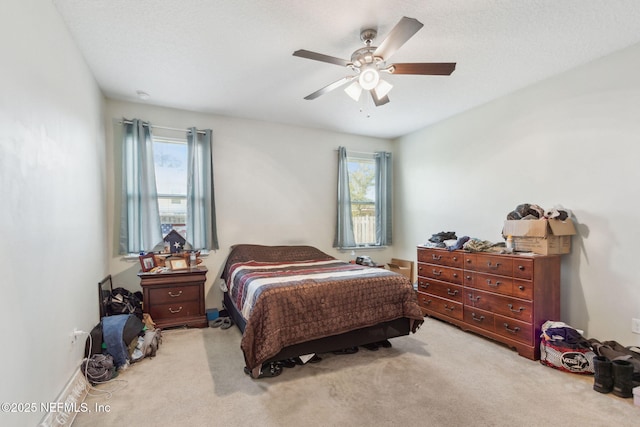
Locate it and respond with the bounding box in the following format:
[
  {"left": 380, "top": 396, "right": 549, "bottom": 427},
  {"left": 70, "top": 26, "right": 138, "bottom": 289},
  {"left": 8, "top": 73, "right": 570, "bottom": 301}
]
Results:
[
  {"left": 138, "top": 267, "right": 208, "bottom": 329},
  {"left": 416, "top": 246, "right": 560, "bottom": 360}
]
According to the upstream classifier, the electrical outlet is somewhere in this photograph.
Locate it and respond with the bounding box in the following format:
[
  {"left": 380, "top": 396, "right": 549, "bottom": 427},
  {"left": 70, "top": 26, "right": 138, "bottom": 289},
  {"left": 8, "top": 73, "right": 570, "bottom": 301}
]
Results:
[{"left": 632, "top": 318, "right": 640, "bottom": 335}]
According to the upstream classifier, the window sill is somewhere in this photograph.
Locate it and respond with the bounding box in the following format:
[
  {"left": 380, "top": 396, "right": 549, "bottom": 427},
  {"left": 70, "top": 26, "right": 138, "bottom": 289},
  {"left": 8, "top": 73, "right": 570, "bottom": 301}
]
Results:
[
  {"left": 121, "top": 250, "right": 210, "bottom": 262},
  {"left": 338, "top": 245, "right": 388, "bottom": 252}
]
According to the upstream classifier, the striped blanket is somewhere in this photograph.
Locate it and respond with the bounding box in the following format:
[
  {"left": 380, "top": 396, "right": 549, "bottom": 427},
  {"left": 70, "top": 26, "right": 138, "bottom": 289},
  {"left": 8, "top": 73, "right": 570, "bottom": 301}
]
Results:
[
  {"left": 220, "top": 245, "right": 424, "bottom": 372},
  {"left": 227, "top": 259, "right": 400, "bottom": 320}
]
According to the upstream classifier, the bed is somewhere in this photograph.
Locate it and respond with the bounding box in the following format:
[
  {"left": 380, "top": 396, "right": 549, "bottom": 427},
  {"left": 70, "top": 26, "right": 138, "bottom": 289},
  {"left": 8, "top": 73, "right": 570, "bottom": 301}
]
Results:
[{"left": 220, "top": 244, "right": 424, "bottom": 378}]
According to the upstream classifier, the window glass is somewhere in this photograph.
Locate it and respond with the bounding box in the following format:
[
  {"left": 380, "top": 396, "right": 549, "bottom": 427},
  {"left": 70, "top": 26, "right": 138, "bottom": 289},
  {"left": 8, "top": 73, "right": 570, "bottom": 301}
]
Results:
[
  {"left": 154, "top": 138, "right": 187, "bottom": 238},
  {"left": 348, "top": 156, "right": 376, "bottom": 245}
]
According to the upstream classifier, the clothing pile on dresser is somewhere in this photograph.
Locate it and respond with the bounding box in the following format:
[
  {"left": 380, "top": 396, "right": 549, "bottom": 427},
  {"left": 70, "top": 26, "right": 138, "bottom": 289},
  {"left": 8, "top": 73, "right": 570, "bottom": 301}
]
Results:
[{"left": 422, "top": 231, "right": 502, "bottom": 253}]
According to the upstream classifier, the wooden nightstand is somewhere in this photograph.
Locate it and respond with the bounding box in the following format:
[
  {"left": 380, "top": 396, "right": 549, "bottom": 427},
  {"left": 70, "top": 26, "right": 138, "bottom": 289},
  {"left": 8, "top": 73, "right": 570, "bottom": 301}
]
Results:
[{"left": 138, "top": 267, "right": 208, "bottom": 329}]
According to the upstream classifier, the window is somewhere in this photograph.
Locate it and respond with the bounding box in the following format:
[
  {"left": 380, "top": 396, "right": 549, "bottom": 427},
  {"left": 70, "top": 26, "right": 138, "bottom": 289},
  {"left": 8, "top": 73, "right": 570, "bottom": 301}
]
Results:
[
  {"left": 154, "top": 137, "right": 188, "bottom": 239},
  {"left": 334, "top": 147, "right": 392, "bottom": 249},
  {"left": 348, "top": 154, "right": 377, "bottom": 246},
  {"left": 119, "top": 119, "right": 218, "bottom": 254}
]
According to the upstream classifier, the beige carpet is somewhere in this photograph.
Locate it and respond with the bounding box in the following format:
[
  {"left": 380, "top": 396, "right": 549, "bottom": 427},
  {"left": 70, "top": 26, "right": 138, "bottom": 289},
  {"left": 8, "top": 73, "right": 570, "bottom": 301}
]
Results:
[{"left": 73, "top": 317, "right": 638, "bottom": 426}]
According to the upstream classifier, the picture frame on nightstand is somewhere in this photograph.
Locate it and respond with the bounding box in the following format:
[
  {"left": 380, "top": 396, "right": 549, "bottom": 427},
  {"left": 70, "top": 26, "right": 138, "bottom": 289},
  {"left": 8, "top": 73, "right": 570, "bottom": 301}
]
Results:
[
  {"left": 139, "top": 253, "right": 156, "bottom": 272},
  {"left": 168, "top": 258, "right": 189, "bottom": 270}
]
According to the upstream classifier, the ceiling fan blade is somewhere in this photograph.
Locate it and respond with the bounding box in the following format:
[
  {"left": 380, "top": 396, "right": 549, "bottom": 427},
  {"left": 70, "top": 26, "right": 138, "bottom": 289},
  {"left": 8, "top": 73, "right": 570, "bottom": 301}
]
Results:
[
  {"left": 304, "top": 76, "right": 356, "bottom": 100},
  {"left": 371, "top": 91, "right": 390, "bottom": 107},
  {"left": 390, "top": 62, "right": 456, "bottom": 75},
  {"left": 373, "top": 17, "right": 424, "bottom": 61},
  {"left": 293, "top": 49, "right": 350, "bottom": 67}
]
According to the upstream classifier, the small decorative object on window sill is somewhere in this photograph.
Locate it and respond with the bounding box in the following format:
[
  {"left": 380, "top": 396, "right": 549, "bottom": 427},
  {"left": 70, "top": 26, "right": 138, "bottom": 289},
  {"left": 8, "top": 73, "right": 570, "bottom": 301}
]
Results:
[{"left": 164, "top": 230, "right": 186, "bottom": 253}]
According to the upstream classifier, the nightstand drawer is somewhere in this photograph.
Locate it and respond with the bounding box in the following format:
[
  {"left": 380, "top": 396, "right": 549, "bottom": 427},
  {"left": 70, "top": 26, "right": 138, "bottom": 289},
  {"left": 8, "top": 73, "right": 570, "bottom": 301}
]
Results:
[
  {"left": 148, "top": 300, "right": 202, "bottom": 321},
  {"left": 148, "top": 285, "right": 200, "bottom": 304}
]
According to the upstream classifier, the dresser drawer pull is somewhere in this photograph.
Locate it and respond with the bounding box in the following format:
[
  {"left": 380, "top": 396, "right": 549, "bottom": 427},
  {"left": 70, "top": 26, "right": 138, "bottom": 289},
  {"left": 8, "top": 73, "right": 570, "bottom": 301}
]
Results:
[
  {"left": 486, "top": 279, "right": 501, "bottom": 287},
  {"left": 452, "top": 256, "right": 458, "bottom": 261},
  {"left": 487, "top": 261, "right": 501, "bottom": 269},
  {"left": 518, "top": 285, "right": 525, "bottom": 291},
  {"left": 432, "top": 269, "right": 442, "bottom": 276},
  {"left": 168, "top": 290, "right": 183, "bottom": 297},
  {"left": 471, "top": 313, "right": 485, "bottom": 322},
  {"left": 419, "top": 282, "right": 430, "bottom": 290},
  {"left": 421, "top": 297, "right": 432, "bottom": 305},
  {"left": 518, "top": 265, "right": 525, "bottom": 271},
  {"left": 469, "top": 294, "right": 480, "bottom": 302},
  {"left": 443, "top": 304, "right": 455, "bottom": 312},
  {"left": 169, "top": 306, "right": 183, "bottom": 314},
  {"left": 503, "top": 323, "right": 521, "bottom": 334},
  {"left": 431, "top": 254, "right": 442, "bottom": 261},
  {"left": 447, "top": 289, "right": 458, "bottom": 296},
  {"left": 507, "top": 304, "right": 525, "bottom": 313}
]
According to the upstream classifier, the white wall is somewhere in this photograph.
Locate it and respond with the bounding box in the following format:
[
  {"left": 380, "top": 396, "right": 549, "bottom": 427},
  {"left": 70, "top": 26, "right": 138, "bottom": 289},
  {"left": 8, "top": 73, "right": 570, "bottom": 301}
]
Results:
[
  {"left": 0, "top": 0, "right": 107, "bottom": 425},
  {"left": 395, "top": 42, "right": 640, "bottom": 345},
  {"left": 104, "top": 100, "right": 394, "bottom": 308}
]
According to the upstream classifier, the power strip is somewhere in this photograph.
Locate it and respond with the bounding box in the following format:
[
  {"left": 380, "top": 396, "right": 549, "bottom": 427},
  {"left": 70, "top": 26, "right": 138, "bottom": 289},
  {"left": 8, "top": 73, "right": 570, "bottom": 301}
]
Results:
[{"left": 38, "top": 368, "right": 89, "bottom": 427}]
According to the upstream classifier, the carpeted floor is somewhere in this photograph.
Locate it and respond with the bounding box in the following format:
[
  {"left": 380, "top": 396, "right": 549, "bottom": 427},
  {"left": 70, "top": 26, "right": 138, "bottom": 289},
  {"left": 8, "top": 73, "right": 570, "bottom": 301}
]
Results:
[{"left": 73, "top": 317, "right": 638, "bottom": 426}]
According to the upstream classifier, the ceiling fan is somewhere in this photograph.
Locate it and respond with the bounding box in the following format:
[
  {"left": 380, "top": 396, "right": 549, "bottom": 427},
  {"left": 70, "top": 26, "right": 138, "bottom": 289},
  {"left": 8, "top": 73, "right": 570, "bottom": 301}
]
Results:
[{"left": 293, "top": 16, "right": 456, "bottom": 107}]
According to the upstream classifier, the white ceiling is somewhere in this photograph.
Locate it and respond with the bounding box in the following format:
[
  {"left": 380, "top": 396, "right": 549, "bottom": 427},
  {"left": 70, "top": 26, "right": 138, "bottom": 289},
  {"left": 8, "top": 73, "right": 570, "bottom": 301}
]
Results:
[{"left": 52, "top": 0, "right": 640, "bottom": 139}]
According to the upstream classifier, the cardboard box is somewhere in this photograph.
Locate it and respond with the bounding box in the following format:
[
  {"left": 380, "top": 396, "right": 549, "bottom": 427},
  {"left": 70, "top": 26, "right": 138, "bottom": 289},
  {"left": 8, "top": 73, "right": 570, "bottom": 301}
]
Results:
[
  {"left": 503, "top": 219, "right": 576, "bottom": 255},
  {"left": 387, "top": 258, "right": 414, "bottom": 281}
]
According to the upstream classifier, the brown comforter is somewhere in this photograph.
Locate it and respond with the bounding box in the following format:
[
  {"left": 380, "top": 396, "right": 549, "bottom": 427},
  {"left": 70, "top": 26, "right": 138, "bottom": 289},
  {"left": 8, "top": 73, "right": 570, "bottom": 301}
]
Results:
[{"left": 222, "top": 244, "right": 424, "bottom": 372}]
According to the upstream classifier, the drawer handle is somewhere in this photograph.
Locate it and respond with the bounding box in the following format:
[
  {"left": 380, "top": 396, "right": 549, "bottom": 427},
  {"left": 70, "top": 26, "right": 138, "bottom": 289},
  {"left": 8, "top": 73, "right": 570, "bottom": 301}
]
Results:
[
  {"left": 169, "top": 306, "right": 183, "bottom": 314},
  {"left": 466, "top": 258, "right": 472, "bottom": 264},
  {"left": 444, "top": 304, "right": 455, "bottom": 312},
  {"left": 419, "top": 282, "right": 430, "bottom": 289},
  {"left": 487, "top": 261, "right": 501, "bottom": 269},
  {"left": 452, "top": 256, "right": 458, "bottom": 261},
  {"left": 486, "top": 279, "right": 501, "bottom": 287},
  {"left": 471, "top": 313, "right": 485, "bottom": 322},
  {"left": 421, "top": 297, "right": 432, "bottom": 305},
  {"left": 418, "top": 266, "right": 422, "bottom": 271},
  {"left": 447, "top": 288, "right": 458, "bottom": 296},
  {"left": 469, "top": 294, "right": 480, "bottom": 302},
  {"left": 465, "top": 275, "right": 472, "bottom": 280},
  {"left": 432, "top": 254, "right": 442, "bottom": 260},
  {"left": 507, "top": 304, "right": 525, "bottom": 313},
  {"left": 432, "top": 269, "right": 442, "bottom": 276},
  {"left": 168, "top": 290, "right": 183, "bottom": 297},
  {"left": 518, "top": 285, "right": 525, "bottom": 291},
  {"left": 503, "top": 323, "right": 521, "bottom": 334},
  {"left": 518, "top": 265, "right": 525, "bottom": 271}
]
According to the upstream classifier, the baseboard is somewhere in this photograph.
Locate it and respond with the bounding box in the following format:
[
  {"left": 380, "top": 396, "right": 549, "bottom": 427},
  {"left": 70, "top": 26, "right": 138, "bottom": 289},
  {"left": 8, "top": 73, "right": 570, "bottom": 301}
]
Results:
[{"left": 38, "top": 368, "right": 89, "bottom": 427}]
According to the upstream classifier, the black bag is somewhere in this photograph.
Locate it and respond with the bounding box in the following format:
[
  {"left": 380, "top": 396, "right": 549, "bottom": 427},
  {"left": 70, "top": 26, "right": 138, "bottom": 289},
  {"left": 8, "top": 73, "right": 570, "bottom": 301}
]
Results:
[{"left": 108, "top": 287, "right": 143, "bottom": 319}]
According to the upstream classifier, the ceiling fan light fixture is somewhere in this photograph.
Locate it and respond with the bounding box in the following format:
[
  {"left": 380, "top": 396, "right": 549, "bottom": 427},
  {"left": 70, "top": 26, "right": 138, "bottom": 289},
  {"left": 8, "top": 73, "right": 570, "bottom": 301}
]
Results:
[
  {"left": 344, "top": 81, "right": 363, "bottom": 101},
  {"left": 373, "top": 79, "right": 393, "bottom": 98},
  {"left": 358, "top": 67, "right": 380, "bottom": 90}
]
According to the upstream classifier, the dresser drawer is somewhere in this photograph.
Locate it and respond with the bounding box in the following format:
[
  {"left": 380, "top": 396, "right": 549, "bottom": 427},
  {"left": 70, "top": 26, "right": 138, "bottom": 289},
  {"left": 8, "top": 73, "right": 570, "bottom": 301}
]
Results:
[
  {"left": 416, "top": 292, "right": 463, "bottom": 321},
  {"left": 467, "top": 290, "right": 532, "bottom": 323},
  {"left": 512, "top": 258, "right": 534, "bottom": 280},
  {"left": 148, "top": 285, "right": 200, "bottom": 304},
  {"left": 416, "top": 279, "right": 463, "bottom": 303},
  {"left": 494, "top": 314, "right": 533, "bottom": 345},
  {"left": 417, "top": 263, "right": 463, "bottom": 285},
  {"left": 463, "top": 306, "right": 495, "bottom": 332},
  {"left": 473, "top": 254, "right": 513, "bottom": 276},
  {"left": 465, "top": 272, "right": 513, "bottom": 296},
  {"left": 512, "top": 279, "right": 533, "bottom": 300},
  {"left": 417, "top": 248, "right": 463, "bottom": 268}
]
